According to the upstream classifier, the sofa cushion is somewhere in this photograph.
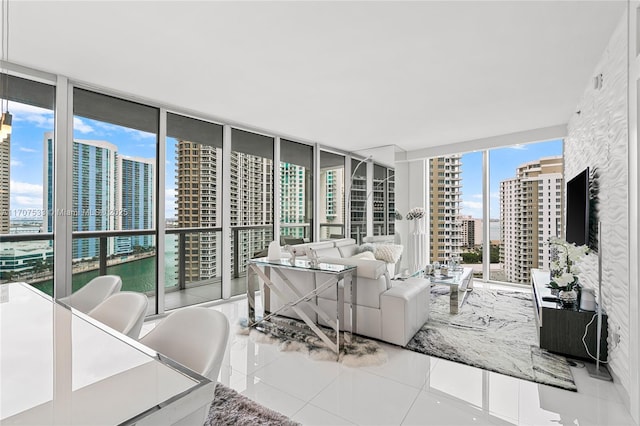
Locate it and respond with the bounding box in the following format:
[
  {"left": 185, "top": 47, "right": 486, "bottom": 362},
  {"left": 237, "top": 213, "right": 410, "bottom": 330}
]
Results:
[
  {"left": 350, "top": 251, "right": 375, "bottom": 260},
  {"left": 338, "top": 244, "right": 359, "bottom": 258},
  {"left": 292, "top": 241, "right": 334, "bottom": 256},
  {"left": 310, "top": 246, "right": 342, "bottom": 258},
  {"left": 357, "top": 243, "right": 376, "bottom": 254},
  {"left": 333, "top": 238, "right": 357, "bottom": 247},
  {"left": 374, "top": 244, "right": 403, "bottom": 264}
]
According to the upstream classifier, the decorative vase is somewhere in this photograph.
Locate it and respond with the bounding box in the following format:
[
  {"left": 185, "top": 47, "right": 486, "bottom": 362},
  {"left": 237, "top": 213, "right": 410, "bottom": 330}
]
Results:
[
  {"left": 409, "top": 219, "right": 426, "bottom": 274},
  {"left": 559, "top": 288, "right": 578, "bottom": 308}
]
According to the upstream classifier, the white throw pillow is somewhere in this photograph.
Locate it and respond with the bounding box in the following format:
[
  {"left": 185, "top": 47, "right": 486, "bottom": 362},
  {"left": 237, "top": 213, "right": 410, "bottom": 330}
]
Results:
[
  {"left": 350, "top": 251, "right": 376, "bottom": 260},
  {"left": 374, "top": 244, "right": 403, "bottom": 263}
]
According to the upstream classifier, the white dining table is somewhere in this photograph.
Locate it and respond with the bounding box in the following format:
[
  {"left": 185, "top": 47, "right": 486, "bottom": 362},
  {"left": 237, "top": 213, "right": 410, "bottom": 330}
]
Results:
[{"left": 0, "top": 282, "right": 215, "bottom": 425}]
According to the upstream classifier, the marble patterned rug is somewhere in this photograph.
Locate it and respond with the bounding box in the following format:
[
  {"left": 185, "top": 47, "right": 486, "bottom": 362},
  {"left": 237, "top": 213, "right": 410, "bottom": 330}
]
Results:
[{"left": 405, "top": 286, "right": 577, "bottom": 391}]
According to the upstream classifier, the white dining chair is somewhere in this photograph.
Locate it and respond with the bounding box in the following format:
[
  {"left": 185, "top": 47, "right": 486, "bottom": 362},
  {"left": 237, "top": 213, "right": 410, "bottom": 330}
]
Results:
[
  {"left": 88, "top": 292, "right": 149, "bottom": 339},
  {"left": 58, "top": 275, "right": 122, "bottom": 314},
  {"left": 139, "top": 307, "right": 230, "bottom": 425}
]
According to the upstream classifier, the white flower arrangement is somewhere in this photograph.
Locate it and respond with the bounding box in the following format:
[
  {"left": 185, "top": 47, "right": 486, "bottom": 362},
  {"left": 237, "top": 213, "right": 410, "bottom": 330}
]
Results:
[
  {"left": 548, "top": 236, "right": 589, "bottom": 291},
  {"left": 406, "top": 207, "right": 425, "bottom": 220}
]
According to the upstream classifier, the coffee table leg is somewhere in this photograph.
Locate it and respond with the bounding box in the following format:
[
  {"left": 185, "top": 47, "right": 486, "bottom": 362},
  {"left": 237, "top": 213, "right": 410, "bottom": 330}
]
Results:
[{"left": 450, "top": 283, "right": 459, "bottom": 314}]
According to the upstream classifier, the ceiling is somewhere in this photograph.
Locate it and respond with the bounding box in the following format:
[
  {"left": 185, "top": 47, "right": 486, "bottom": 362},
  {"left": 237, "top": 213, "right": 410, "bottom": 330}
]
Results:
[{"left": 9, "top": 1, "right": 626, "bottom": 153}]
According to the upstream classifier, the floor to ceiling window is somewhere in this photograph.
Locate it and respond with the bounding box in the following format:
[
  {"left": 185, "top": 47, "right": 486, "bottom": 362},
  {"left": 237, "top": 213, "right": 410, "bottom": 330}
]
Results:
[
  {"left": 279, "top": 139, "right": 313, "bottom": 243},
  {"left": 428, "top": 155, "right": 463, "bottom": 263},
  {"left": 319, "top": 150, "right": 345, "bottom": 239},
  {"left": 490, "top": 140, "right": 563, "bottom": 284},
  {"left": 230, "top": 128, "right": 273, "bottom": 296},
  {"left": 457, "top": 151, "right": 483, "bottom": 277},
  {"left": 350, "top": 157, "right": 368, "bottom": 243},
  {"left": 71, "top": 88, "right": 159, "bottom": 303},
  {"left": 165, "top": 113, "right": 223, "bottom": 309},
  {"left": 0, "top": 74, "right": 56, "bottom": 294}
]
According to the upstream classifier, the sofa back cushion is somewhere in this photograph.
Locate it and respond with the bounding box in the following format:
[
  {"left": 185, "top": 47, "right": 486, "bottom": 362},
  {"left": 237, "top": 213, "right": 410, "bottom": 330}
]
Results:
[
  {"left": 309, "top": 246, "right": 342, "bottom": 258},
  {"left": 337, "top": 244, "right": 359, "bottom": 258},
  {"left": 291, "top": 241, "right": 334, "bottom": 256}
]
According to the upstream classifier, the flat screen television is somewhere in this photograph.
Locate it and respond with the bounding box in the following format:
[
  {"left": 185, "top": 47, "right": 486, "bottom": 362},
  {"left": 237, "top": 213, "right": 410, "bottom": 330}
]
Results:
[{"left": 565, "top": 167, "right": 590, "bottom": 246}]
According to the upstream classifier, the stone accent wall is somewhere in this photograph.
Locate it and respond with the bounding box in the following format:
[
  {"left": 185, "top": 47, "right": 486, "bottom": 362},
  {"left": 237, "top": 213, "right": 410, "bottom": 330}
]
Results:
[{"left": 565, "top": 14, "right": 628, "bottom": 393}]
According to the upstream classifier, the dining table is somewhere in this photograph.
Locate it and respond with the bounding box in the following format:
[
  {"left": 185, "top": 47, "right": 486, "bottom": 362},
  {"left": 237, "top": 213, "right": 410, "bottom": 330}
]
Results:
[{"left": 0, "top": 282, "right": 215, "bottom": 425}]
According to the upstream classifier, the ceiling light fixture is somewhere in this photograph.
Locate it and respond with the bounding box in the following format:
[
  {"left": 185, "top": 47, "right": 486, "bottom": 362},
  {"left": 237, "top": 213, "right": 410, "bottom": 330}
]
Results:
[{"left": 0, "top": 0, "right": 12, "bottom": 141}]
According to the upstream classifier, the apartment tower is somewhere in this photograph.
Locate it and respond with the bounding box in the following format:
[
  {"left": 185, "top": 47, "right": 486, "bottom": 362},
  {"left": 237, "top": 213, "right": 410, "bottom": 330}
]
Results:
[
  {"left": 500, "top": 156, "right": 563, "bottom": 284},
  {"left": 175, "top": 141, "right": 222, "bottom": 283},
  {"left": 428, "top": 155, "right": 463, "bottom": 262},
  {"left": 0, "top": 131, "right": 10, "bottom": 233}
]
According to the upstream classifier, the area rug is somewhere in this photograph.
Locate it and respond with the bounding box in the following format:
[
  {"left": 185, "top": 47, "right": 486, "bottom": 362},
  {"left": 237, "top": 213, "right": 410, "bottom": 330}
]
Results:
[
  {"left": 206, "top": 383, "right": 299, "bottom": 426},
  {"left": 238, "top": 316, "right": 387, "bottom": 367},
  {"left": 405, "top": 286, "right": 577, "bottom": 391}
]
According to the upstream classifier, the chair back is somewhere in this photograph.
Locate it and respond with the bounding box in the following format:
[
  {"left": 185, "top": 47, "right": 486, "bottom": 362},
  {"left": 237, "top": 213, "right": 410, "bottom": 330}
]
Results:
[
  {"left": 88, "top": 292, "right": 149, "bottom": 339},
  {"left": 139, "top": 307, "right": 230, "bottom": 381},
  {"left": 60, "top": 275, "right": 122, "bottom": 314}
]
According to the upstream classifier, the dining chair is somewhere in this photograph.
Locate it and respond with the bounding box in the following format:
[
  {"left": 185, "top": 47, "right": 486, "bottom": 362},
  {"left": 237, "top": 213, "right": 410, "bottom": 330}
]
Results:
[
  {"left": 58, "top": 275, "right": 122, "bottom": 314},
  {"left": 139, "top": 307, "right": 230, "bottom": 425},
  {"left": 87, "top": 292, "right": 149, "bottom": 339}
]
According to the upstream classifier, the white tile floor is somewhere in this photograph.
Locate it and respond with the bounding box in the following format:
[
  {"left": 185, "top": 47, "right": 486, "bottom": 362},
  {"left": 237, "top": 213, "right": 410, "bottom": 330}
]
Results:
[{"left": 140, "top": 283, "right": 637, "bottom": 426}]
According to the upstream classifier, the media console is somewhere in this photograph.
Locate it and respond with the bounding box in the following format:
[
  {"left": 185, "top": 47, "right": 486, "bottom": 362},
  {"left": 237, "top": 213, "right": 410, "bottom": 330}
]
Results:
[{"left": 531, "top": 268, "right": 608, "bottom": 361}]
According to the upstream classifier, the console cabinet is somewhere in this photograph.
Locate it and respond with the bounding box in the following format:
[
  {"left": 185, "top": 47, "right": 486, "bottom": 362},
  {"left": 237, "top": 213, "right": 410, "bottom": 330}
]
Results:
[{"left": 531, "top": 269, "right": 608, "bottom": 361}]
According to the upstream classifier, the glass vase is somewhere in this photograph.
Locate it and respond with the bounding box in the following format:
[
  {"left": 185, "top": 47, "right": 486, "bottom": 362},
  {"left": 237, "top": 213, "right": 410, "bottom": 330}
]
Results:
[{"left": 559, "top": 288, "right": 577, "bottom": 308}]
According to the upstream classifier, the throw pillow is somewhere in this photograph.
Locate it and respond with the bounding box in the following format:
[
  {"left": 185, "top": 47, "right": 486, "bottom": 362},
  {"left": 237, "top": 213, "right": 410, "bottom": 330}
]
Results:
[
  {"left": 374, "top": 244, "right": 403, "bottom": 264},
  {"left": 350, "top": 251, "right": 376, "bottom": 260},
  {"left": 357, "top": 243, "right": 376, "bottom": 254}
]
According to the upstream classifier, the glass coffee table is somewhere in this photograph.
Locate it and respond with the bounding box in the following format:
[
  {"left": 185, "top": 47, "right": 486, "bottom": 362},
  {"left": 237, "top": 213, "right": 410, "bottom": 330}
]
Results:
[{"left": 429, "top": 267, "right": 473, "bottom": 314}]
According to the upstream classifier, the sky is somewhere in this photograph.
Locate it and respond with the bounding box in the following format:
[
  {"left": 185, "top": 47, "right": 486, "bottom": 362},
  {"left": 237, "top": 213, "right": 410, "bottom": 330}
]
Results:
[
  {"left": 7, "top": 98, "right": 562, "bottom": 223},
  {"left": 7, "top": 100, "right": 162, "bottom": 220}
]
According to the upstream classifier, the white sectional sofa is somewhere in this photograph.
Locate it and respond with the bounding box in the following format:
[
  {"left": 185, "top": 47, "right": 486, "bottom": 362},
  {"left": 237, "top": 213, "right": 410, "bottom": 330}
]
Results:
[{"left": 265, "top": 238, "right": 430, "bottom": 346}]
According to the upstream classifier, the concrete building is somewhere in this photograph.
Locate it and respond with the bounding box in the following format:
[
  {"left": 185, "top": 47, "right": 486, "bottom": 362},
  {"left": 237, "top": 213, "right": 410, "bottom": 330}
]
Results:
[
  {"left": 0, "top": 132, "right": 9, "bottom": 233},
  {"left": 176, "top": 141, "right": 222, "bottom": 283},
  {"left": 500, "top": 156, "right": 564, "bottom": 284},
  {"left": 459, "top": 215, "right": 483, "bottom": 248},
  {"left": 429, "top": 155, "right": 462, "bottom": 262}
]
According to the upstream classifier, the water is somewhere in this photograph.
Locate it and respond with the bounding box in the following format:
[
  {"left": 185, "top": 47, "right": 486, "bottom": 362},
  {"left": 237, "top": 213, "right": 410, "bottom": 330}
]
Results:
[{"left": 33, "top": 235, "right": 178, "bottom": 296}]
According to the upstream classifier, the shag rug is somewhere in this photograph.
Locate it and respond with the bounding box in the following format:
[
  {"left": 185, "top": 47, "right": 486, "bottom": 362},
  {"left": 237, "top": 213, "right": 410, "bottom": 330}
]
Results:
[
  {"left": 206, "top": 383, "right": 299, "bottom": 426},
  {"left": 238, "top": 316, "right": 387, "bottom": 367},
  {"left": 405, "top": 286, "right": 578, "bottom": 391}
]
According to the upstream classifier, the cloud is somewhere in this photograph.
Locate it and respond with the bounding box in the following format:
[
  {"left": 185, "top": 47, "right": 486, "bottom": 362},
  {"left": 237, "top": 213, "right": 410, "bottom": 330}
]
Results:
[
  {"left": 461, "top": 200, "right": 483, "bottom": 210},
  {"left": 125, "top": 128, "right": 156, "bottom": 140},
  {"left": 10, "top": 160, "right": 23, "bottom": 167},
  {"left": 472, "top": 193, "right": 482, "bottom": 199},
  {"left": 74, "top": 117, "right": 95, "bottom": 133},
  {"left": 490, "top": 191, "right": 500, "bottom": 199},
  {"left": 9, "top": 101, "right": 54, "bottom": 129},
  {"left": 509, "top": 144, "right": 528, "bottom": 150},
  {"left": 19, "top": 147, "right": 38, "bottom": 153},
  {"left": 11, "top": 180, "right": 43, "bottom": 195},
  {"left": 13, "top": 195, "right": 42, "bottom": 209}
]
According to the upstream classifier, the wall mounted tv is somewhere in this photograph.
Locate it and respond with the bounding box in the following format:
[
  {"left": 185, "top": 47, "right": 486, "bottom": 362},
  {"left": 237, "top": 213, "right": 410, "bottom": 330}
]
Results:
[{"left": 565, "top": 167, "right": 590, "bottom": 246}]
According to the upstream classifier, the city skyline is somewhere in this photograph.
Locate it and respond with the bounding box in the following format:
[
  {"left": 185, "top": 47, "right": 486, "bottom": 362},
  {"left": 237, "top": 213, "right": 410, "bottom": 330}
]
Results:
[{"left": 459, "top": 139, "right": 563, "bottom": 219}]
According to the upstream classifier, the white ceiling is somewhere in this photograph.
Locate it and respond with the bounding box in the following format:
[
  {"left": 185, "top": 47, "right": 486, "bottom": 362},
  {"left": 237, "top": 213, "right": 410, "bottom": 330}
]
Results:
[{"left": 9, "top": 1, "right": 626, "bottom": 153}]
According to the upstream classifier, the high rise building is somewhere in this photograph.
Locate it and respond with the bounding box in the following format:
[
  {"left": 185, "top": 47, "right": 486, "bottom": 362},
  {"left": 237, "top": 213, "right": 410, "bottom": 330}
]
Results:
[
  {"left": 175, "top": 141, "right": 222, "bottom": 283},
  {"left": 229, "top": 151, "right": 274, "bottom": 275},
  {"left": 319, "top": 168, "right": 345, "bottom": 239},
  {"left": 280, "top": 162, "right": 307, "bottom": 239},
  {"left": 115, "top": 155, "right": 155, "bottom": 254},
  {"left": 0, "top": 131, "right": 10, "bottom": 233},
  {"left": 70, "top": 139, "right": 118, "bottom": 259},
  {"left": 459, "top": 215, "right": 482, "bottom": 248},
  {"left": 43, "top": 135, "right": 155, "bottom": 260},
  {"left": 429, "top": 155, "right": 462, "bottom": 262},
  {"left": 500, "top": 156, "right": 563, "bottom": 284}
]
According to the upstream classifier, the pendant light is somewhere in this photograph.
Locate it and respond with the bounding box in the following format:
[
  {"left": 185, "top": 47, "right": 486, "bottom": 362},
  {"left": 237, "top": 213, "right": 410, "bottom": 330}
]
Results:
[{"left": 0, "top": 0, "right": 11, "bottom": 141}]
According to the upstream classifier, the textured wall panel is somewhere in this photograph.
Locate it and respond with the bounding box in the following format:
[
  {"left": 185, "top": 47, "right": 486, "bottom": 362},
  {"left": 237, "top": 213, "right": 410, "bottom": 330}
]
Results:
[{"left": 565, "top": 16, "right": 629, "bottom": 393}]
